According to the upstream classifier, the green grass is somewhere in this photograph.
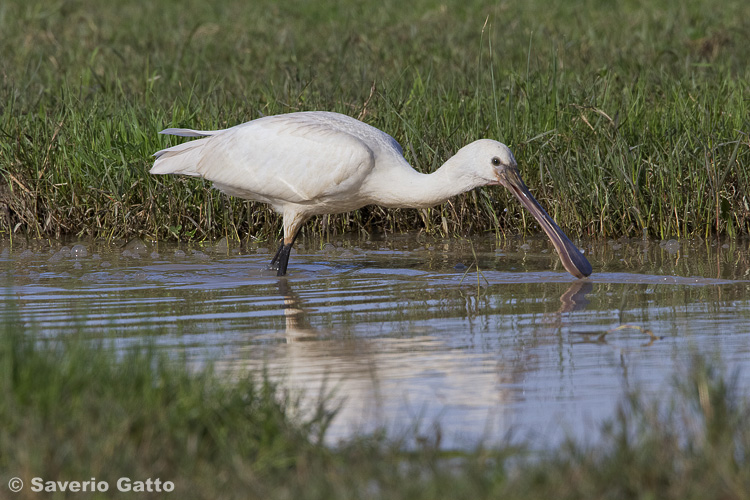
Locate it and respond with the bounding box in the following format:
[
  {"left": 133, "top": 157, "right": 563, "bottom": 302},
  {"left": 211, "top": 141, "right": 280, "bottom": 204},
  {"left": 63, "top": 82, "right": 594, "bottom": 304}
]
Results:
[
  {"left": 0, "top": 329, "right": 337, "bottom": 499},
  {"left": 2, "top": 326, "right": 749, "bottom": 499},
  {"left": 1, "top": 0, "right": 749, "bottom": 242}
]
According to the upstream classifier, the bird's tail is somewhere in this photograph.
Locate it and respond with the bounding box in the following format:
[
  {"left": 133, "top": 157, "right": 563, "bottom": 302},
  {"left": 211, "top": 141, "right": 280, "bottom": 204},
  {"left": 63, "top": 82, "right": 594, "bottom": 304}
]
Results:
[{"left": 150, "top": 128, "right": 219, "bottom": 176}]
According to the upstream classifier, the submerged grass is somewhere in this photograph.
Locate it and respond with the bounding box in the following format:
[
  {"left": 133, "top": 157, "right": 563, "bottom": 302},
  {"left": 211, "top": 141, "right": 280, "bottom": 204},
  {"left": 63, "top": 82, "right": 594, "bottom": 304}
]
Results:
[
  {"left": 0, "top": 0, "right": 749, "bottom": 242},
  {"left": 2, "top": 326, "right": 750, "bottom": 499}
]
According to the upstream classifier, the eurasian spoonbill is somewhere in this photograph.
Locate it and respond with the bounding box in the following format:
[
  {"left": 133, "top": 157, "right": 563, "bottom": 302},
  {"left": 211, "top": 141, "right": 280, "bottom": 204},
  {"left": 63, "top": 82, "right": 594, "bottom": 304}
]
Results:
[{"left": 151, "top": 111, "right": 592, "bottom": 278}]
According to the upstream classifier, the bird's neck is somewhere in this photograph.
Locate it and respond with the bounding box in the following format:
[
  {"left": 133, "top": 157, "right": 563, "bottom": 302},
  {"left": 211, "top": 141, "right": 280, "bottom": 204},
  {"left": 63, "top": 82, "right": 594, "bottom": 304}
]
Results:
[{"left": 366, "top": 154, "right": 483, "bottom": 209}]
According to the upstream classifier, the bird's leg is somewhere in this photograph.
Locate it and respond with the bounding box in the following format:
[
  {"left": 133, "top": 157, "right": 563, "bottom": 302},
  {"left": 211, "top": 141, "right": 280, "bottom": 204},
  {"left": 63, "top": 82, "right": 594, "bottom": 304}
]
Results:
[
  {"left": 276, "top": 243, "right": 293, "bottom": 276},
  {"left": 270, "top": 230, "right": 301, "bottom": 276},
  {"left": 268, "top": 241, "right": 285, "bottom": 270}
]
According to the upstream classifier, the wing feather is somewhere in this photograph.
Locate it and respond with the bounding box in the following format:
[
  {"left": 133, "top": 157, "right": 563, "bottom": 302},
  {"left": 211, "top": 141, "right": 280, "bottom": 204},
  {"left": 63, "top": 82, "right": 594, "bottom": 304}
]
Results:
[
  {"left": 159, "top": 128, "right": 219, "bottom": 138},
  {"left": 193, "top": 115, "right": 377, "bottom": 210},
  {"left": 149, "top": 113, "right": 407, "bottom": 214}
]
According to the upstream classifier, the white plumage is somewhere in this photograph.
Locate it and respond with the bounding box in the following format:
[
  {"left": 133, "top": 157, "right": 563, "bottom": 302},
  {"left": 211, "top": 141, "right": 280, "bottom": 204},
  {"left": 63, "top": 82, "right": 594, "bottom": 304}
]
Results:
[{"left": 152, "top": 111, "right": 591, "bottom": 278}]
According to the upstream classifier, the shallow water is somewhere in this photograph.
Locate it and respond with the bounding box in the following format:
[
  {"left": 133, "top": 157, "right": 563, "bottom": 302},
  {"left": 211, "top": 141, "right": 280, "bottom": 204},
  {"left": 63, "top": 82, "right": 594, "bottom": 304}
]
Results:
[{"left": 2, "top": 234, "right": 750, "bottom": 448}]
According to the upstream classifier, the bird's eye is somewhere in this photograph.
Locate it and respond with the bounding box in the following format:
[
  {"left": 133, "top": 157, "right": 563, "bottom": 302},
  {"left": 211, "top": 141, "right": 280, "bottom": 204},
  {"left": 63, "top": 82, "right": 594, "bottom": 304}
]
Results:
[{"left": 491, "top": 157, "right": 502, "bottom": 166}]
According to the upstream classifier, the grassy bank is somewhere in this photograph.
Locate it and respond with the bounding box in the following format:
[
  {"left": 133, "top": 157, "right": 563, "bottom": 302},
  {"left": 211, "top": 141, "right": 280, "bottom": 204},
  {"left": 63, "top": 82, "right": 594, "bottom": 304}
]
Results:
[
  {"left": 2, "top": 328, "right": 749, "bottom": 499},
  {"left": 1, "top": 0, "right": 749, "bottom": 242}
]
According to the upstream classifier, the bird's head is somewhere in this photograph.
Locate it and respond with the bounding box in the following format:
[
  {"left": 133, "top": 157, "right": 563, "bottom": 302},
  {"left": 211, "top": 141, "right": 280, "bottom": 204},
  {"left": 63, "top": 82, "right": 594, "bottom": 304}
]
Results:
[
  {"left": 460, "top": 139, "right": 592, "bottom": 279},
  {"left": 453, "top": 139, "right": 518, "bottom": 185}
]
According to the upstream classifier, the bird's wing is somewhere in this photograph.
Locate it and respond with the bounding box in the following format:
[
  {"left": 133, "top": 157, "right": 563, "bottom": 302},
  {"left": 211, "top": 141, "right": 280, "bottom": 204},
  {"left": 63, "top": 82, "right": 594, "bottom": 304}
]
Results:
[
  {"left": 194, "top": 116, "right": 377, "bottom": 209},
  {"left": 159, "top": 128, "right": 219, "bottom": 138}
]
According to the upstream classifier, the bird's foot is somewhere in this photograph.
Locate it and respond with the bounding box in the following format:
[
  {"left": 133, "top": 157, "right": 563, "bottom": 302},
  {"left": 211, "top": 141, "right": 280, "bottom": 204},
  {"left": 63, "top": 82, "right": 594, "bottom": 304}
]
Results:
[{"left": 266, "top": 240, "right": 293, "bottom": 276}]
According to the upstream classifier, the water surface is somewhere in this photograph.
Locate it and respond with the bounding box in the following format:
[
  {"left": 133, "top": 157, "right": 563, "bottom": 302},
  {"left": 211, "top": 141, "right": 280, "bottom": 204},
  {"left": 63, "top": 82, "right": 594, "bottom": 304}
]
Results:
[{"left": 2, "top": 235, "right": 749, "bottom": 448}]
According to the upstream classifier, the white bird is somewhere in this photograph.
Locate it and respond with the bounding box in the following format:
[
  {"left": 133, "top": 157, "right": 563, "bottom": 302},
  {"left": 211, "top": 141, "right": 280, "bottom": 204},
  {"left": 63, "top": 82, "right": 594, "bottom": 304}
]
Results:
[{"left": 151, "top": 111, "right": 592, "bottom": 278}]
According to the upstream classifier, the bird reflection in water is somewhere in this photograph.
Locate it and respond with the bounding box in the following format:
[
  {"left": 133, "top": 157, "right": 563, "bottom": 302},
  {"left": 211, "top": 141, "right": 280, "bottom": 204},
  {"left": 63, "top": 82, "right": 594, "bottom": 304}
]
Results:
[{"left": 277, "top": 279, "right": 316, "bottom": 342}]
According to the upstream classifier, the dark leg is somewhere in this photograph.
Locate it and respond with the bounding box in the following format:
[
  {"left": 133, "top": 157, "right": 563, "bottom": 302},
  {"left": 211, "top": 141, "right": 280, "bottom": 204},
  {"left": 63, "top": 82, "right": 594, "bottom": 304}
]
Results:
[
  {"left": 276, "top": 243, "right": 293, "bottom": 276},
  {"left": 268, "top": 230, "right": 301, "bottom": 276},
  {"left": 269, "top": 242, "right": 285, "bottom": 269}
]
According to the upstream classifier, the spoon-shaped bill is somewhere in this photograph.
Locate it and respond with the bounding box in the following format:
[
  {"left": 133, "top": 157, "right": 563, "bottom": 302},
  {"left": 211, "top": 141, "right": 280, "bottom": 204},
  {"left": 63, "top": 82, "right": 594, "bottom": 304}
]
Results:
[{"left": 499, "top": 169, "right": 592, "bottom": 279}]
